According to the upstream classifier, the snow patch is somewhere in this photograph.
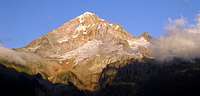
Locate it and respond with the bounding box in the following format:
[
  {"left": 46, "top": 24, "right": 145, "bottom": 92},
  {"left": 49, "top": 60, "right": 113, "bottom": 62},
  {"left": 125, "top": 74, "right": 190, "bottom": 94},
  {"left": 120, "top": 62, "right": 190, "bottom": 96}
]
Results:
[
  {"left": 100, "top": 18, "right": 105, "bottom": 21},
  {"left": 76, "top": 24, "right": 87, "bottom": 32},
  {"left": 72, "top": 33, "right": 79, "bottom": 38},
  {"left": 103, "top": 23, "right": 107, "bottom": 26},
  {"left": 77, "top": 12, "right": 95, "bottom": 23},
  {"left": 115, "top": 25, "right": 120, "bottom": 30},
  {"left": 28, "top": 45, "right": 41, "bottom": 51},
  {"left": 92, "top": 24, "right": 96, "bottom": 27},
  {"left": 97, "top": 25, "right": 102, "bottom": 30},
  {"left": 128, "top": 37, "right": 150, "bottom": 50},
  {"left": 109, "top": 24, "right": 113, "bottom": 26},
  {"left": 57, "top": 36, "right": 70, "bottom": 43},
  {"left": 83, "top": 31, "right": 88, "bottom": 34},
  {"left": 56, "top": 40, "right": 103, "bottom": 65}
]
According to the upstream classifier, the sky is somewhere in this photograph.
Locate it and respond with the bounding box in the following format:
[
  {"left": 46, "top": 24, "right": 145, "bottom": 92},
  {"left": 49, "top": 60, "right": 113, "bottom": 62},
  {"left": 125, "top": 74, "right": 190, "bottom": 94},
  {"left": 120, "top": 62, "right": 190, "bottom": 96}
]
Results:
[{"left": 0, "top": 0, "right": 200, "bottom": 48}]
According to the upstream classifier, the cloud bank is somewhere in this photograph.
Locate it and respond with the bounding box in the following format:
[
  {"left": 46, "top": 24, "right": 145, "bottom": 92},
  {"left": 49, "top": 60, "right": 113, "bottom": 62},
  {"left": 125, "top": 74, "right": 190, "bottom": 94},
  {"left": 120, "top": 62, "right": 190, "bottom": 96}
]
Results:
[
  {"left": 0, "top": 47, "right": 43, "bottom": 66},
  {"left": 151, "top": 14, "right": 200, "bottom": 61}
]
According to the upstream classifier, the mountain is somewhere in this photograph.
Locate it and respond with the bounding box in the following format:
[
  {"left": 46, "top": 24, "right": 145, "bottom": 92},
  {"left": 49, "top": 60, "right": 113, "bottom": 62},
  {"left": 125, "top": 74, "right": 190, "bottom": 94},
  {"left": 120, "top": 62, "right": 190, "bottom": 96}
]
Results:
[
  {"left": 0, "top": 12, "right": 151, "bottom": 91},
  {"left": 1, "top": 12, "right": 200, "bottom": 96}
]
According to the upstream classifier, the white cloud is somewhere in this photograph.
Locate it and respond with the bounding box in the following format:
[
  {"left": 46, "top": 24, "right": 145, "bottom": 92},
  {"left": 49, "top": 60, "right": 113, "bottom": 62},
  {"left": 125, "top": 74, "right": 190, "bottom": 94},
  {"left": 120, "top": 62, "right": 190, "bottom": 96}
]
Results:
[
  {"left": 151, "top": 14, "right": 200, "bottom": 61},
  {"left": 0, "top": 47, "right": 43, "bottom": 66}
]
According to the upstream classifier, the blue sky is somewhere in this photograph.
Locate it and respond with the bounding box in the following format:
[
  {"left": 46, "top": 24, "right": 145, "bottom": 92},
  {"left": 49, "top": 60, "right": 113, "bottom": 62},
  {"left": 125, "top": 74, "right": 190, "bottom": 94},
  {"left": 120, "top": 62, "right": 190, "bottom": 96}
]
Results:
[{"left": 0, "top": 0, "right": 200, "bottom": 48}]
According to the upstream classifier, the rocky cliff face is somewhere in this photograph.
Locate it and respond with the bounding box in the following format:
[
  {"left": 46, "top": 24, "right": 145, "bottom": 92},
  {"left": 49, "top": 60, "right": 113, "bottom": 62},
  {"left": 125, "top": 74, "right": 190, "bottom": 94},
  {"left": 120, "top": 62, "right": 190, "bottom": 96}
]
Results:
[{"left": 0, "top": 12, "right": 150, "bottom": 91}]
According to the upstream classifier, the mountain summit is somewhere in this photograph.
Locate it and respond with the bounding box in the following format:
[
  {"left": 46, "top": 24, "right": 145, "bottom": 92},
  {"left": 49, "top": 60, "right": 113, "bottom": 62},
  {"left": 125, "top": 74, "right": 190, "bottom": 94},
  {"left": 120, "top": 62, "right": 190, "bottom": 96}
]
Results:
[{"left": 1, "top": 12, "right": 150, "bottom": 91}]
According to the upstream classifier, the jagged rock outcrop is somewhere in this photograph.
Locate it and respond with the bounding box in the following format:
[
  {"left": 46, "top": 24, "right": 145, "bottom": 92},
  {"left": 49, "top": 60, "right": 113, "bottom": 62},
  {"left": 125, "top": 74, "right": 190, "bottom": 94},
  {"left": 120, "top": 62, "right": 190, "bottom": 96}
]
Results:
[{"left": 0, "top": 12, "right": 150, "bottom": 91}]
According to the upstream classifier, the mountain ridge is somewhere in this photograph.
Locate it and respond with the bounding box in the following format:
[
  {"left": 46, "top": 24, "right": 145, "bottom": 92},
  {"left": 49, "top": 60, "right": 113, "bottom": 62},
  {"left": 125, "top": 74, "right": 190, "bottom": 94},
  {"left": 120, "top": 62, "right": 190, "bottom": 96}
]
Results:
[{"left": 0, "top": 12, "right": 151, "bottom": 91}]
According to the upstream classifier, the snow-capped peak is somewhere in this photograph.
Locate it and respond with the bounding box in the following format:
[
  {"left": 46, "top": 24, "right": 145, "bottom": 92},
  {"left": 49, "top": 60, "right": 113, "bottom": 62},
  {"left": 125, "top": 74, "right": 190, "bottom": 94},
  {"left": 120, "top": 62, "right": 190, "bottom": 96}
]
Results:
[
  {"left": 77, "top": 12, "right": 96, "bottom": 23},
  {"left": 81, "top": 11, "right": 95, "bottom": 16}
]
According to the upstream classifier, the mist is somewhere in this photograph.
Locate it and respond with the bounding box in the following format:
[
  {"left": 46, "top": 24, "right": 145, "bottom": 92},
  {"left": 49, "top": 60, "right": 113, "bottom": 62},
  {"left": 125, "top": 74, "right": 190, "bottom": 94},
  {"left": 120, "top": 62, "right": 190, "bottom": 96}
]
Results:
[
  {"left": 0, "top": 47, "right": 43, "bottom": 66},
  {"left": 151, "top": 14, "right": 200, "bottom": 61}
]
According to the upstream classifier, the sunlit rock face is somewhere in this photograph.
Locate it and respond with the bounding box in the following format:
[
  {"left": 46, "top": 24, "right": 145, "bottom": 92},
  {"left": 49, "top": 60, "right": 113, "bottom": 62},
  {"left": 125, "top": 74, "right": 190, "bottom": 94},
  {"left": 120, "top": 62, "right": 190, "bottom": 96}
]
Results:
[{"left": 1, "top": 12, "right": 151, "bottom": 91}]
